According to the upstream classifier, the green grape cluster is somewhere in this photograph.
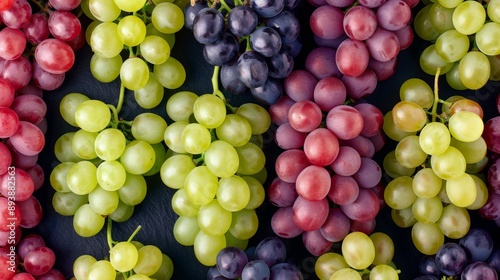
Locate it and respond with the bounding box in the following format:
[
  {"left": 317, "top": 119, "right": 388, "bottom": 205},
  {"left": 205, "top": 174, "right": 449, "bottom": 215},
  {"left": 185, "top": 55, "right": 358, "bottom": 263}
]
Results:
[
  {"left": 315, "top": 232, "right": 401, "bottom": 280},
  {"left": 159, "top": 66, "right": 270, "bottom": 267},
  {"left": 414, "top": 0, "right": 500, "bottom": 89},
  {"left": 382, "top": 72, "right": 489, "bottom": 256},
  {"left": 51, "top": 92, "right": 168, "bottom": 237},
  {"left": 81, "top": 0, "right": 186, "bottom": 109}
]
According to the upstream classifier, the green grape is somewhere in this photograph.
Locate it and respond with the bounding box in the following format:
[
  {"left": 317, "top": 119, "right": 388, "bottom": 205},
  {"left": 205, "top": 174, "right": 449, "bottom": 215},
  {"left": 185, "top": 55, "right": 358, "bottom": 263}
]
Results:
[
  {"left": 466, "top": 174, "right": 489, "bottom": 210},
  {"left": 60, "top": 92, "right": 90, "bottom": 127},
  {"left": 228, "top": 209, "right": 258, "bottom": 240},
  {"left": 382, "top": 150, "right": 416, "bottom": 179},
  {"left": 114, "top": 0, "right": 145, "bottom": 12},
  {"left": 235, "top": 142, "right": 266, "bottom": 175},
  {"left": 419, "top": 44, "right": 453, "bottom": 75},
  {"left": 391, "top": 206, "right": 417, "bottom": 228},
  {"left": 160, "top": 154, "right": 195, "bottom": 189},
  {"left": 437, "top": 203, "right": 470, "bottom": 239},
  {"left": 71, "top": 129, "right": 98, "bottom": 160},
  {"left": 446, "top": 62, "right": 468, "bottom": 90},
  {"left": 217, "top": 175, "right": 250, "bottom": 212},
  {"left": 391, "top": 101, "right": 427, "bottom": 132},
  {"left": 173, "top": 216, "right": 200, "bottom": 246},
  {"left": 127, "top": 274, "right": 151, "bottom": 280},
  {"left": 163, "top": 121, "right": 188, "bottom": 153},
  {"left": 117, "top": 15, "right": 147, "bottom": 47},
  {"left": 166, "top": 91, "right": 198, "bottom": 122},
  {"left": 90, "top": 22, "right": 124, "bottom": 58},
  {"left": 193, "top": 230, "right": 226, "bottom": 266},
  {"left": 428, "top": 3, "right": 455, "bottom": 33},
  {"left": 85, "top": 20, "right": 100, "bottom": 45},
  {"left": 95, "top": 128, "right": 126, "bottom": 161},
  {"left": 151, "top": 2, "right": 184, "bottom": 34},
  {"left": 437, "top": 0, "right": 462, "bottom": 8},
  {"left": 314, "top": 252, "right": 349, "bottom": 280},
  {"left": 452, "top": 0, "right": 486, "bottom": 35},
  {"left": 341, "top": 231, "right": 375, "bottom": 270},
  {"left": 74, "top": 99, "right": 111, "bottom": 133},
  {"left": 215, "top": 114, "right": 252, "bottom": 147},
  {"left": 435, "top": 29, "right": 469, "bottom": 62},
  {"left": 134, "top": 72, "right": 164, "bottom": 109},
  {"left": 412, "top": 196, "right": 443, "bottom": 224},
  {"left": 369, "top": 232, "right": 394, "bottom": 266},
  {"left": 384, "top": 176, "right": 416, "bottom": 210},
  {"left": 120, "top": 140, "right": 156, "bottom": 175},
  {"left": 445, "top": 172, "right": 477, "bottom": 207},
  {"left": 50, "top": 162, "right": 74, "bottom": 192},
  {"left": 412, "top": 168, "right": 443, "bottom": 198},
  {"left": 198, "top": 199, "right": 232, "bottom": 236},
  {"left": 143, "top": 143, "right": 167, "bottom": 176},
  {"left": 80, "top": 0, "right": 97, "bottom": 21},
  {"left": 413, "top": 5, "right": 440, "bottom": 41},
  {"left": 249, "top": 134, "right": 264, "bottom": 149},
  {"left": 466, "top": 156, "right": 489, "bottom": 174},
  {"left": 120, "top": 57, "right": 150, "bottom": 91},
  {"left": 395, "top": 135, "right": 428, "bottom": 168},
  {"left": 184, "top": 166, "right": 218, "bottom": 205},
  {"left": 250, "top": 166, "right": 267, "bottom": 185},
  {"left": 131, "top": 245, "right": 163, "bottom": 276},
  {"left": 154, "top": 56, "right": 186, "bottom": 89},
  {"left": 419, "top": 122, "right": 451, "bottom": 156},
  {"left": 225, "top": 231, "right": 248, "bottom": 251},
  {"left": 236, "top": 103, "right": 272, "bottom": 135},
  {"left": 442, "top": 95, "right": 465, "bottom": 115},
  {"left": 171, "top": 188, "right": 200, "bottom": 217},
  {"left": 88, "top": 0, "right": 121, "bottom": 21},
  {"left": 242, "top": 176, "right": 265, "bottom": 209},
  {"left": 382, "top": 111, "right": 417, "bottom": 142},
  {"left": 181, "top": 123, "right": 212, "bottom": 154},
  {"left": 369, "top": 264, "right": 399, "bottom": 280},
  {"left": 330, "top": 268, "right": 362, "bottom": 280},
  {"left": 475, "top": 22, "right": 500, "bottom": 56},
  {"left": 411, "top": 222, "right": 444, "bottom": 255},
  {"left": 90, "top": 53, "right": 122, "bottom": 83},
  {"left": 438, "top": 181, "right": 451, "bottom": 204},
  {"left": 193, "top": 94, "right": 227, "bottom": 129},
  {"left": 140, "top": 35, "right": 171, "bottom": 65},
  {"left": 448, "top": 111, "right": 484, "bottom": 142},
  {"left": 88, "top": 185, "right": 119, "bottom": 215},
  {"left": 67, "top": 161, "right": 98, "bottom": 195},
  {"left": 73, "top": 204, "right": 105, "bottom": 237},
  {"left": 399, "top": 78, "right": 434, "bottom": 109},
  {"left": 110, "top": 241, "right": 139, "bottom": 272},
  {"left": 131, "top": 113, "right": 168, "bottom": 144},
  {"left": 204, "top": 140, "right": 240, "bottom": 178},
  {"left": 149, "top": 254, "right": 174, "bottom": 280},
  {"left": 108, "top": 200, "right": 134, "bottom": 222},
  {"left": 450, "top": 136, "right": 487, "bottom": 164},
  {"left": 458, "top": 51, "right": 491, "bottom": 90},
  {"left": 430, "top": 146, "right": 466, "bottom": 180},
  {"left": 52, "top": 191, "right": 88, "bottom": 216},
  {"left": 96, "top": 160, "right": 127, "bottom": 191},
  {"left": 488, "top": 0, "right": 500, "bottom": 23},
  {"left": 487, "top": 53, "right": 500, "bottom": 81},
  {"left": 146, "top": 23, "right": 176, "bottom": 48},
  {"left": 73, "top": 254, "right": 97, "bottom": 280}
]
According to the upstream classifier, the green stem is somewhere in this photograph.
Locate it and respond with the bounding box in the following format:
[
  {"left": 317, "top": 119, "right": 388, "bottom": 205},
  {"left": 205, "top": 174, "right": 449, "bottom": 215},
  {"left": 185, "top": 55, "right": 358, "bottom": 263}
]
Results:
[
  {"left": 211, "top": 66, "right": 226, "bottom": 101},
  {"left": 116, "top": 83, "right": 126, "bottom": 114},
  {"left": 126, "top": 225, "right": 142, "bottom": 243},
  {"left": 218, "top": 0, "right": 232, "bottom": 12},
  {"left": 107, "top": 218, "right": 114, "bottom": 250},
  {"left": 108, "top": 104, "right": 119, "bottom": 128},
  {"left": 431, "top": 68, "right": 441, "bottom": 122}
]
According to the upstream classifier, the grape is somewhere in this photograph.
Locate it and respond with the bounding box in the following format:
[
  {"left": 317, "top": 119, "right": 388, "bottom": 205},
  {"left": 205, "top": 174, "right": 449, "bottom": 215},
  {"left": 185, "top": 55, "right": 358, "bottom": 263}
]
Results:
[
  {"left": 194, "top": 231, "right": 227, "bottom": 266},
  {"left": 461, "top": 261, "right": 499, "bottom": 280},
  {"left": 193, "top": 94, "right": 226, "bottom": 128},
  {"left": 340, "top": 187, "right": 380, "bottom": 222},
  {"left": 315, "top": 252, "right": 349, "bottom": 280},
  {"left": 0, "top": 27, "right": 26, "bottom": 60},
  {"left": 227, "top": 5, "right": 258, "bottom": 37},
  {"left": 10, "top": 94, "right": 47, "bottom": 125},
  {"left": 419, "top": 122, "right": 451, "bottom": 155},
  {"left": 48, "top": 10, "right": 81, "bottom": 42},
  {"left": 459, "top": 228, "right": 494, "bottom": 262},
  {"left": 217, "top": 175, "right": 250, "bottom": 211},
  {"left": 343, "top": 6, "right": 377, "bottom": 40},
  {"left": 435, "top": 242, "right": 468, "bottom": 276},
  {"left": 241, "top": 259, "right": 270, "bottom": 280},
  {"left": 330, "top": 267, "right": 362, "bottom": 280},
  {"left": 412, "top": 168, "right": 442, "bottom": 198},
  {"left": 250, "top": 26, "right": 282, "bottom": 57},
  {"left": 0, "top": 107, "right": 20, "bottom": 138},
  {"left": 445, "top": 173, "right": 477, "bottom": 207},
  {"left": 203, "top": 32, "right": 239, "bottom": 66},
  {"left": 275, "top": 122, "right": 307, "bottom": 149},
  {"left": 392, "top": 101, "right": 427, "bottom": 132},
  {"left": 292, "top": 196, "right": 329, "bottom": 231},
  {"left": 250, "top": 0, "right": 284, "bottom": 18},
  {"left": 438, "top": 204, "right": 470, "bottom": 239},
  {"left": 336, "top": 38, "right": 369, "bottom": 77},
  {"left": 216, "top": 246, "right": 248, "bottom": 279},
  {"left": 109, "top": 242, "right": 139, "bottom": 272},
  {"left": 237, "top": 51, "right": 269, "bottom": 88},
  {"left": 295, "top": 165, "right": 331, "bottom": 201},
  {"left": 0, "top": 0, "right": 31, "bottom": 29},
  {"left": 395, "top": 135, "right": 428, "bottom": 168},
  {"left": 17, "top": 195, "right": 43, "bottom": 228},
  {"left": 9, "top": 121, "right": 45, "bottom": 156},
  {"left": 452, "top": 0, "right": 486, "bottom": 35},
  {"left": 192, "top": 8, "right": 224, "bottom": 44},
  {"left": 420, "top": 44, "right": 453, "bottom": 75},
  {"left": 341, "top": 231, "right": 375, "bottom": 270},
  {"left": 154, "top": 56, "right": 186, "bottom": 90},
  {"left": 23, "top": 246, "right": 56, "bottom": 276},
  {"left": 412, "top": 222, "right": 445, "bottom": 255},
  {"left": 271, "top": 206, "right": 304, "bottom": 238},
  {"left": 430, "top": 146, "right": 466, "bottom": 180},
  {"left": 384, "top": 176, "right": 416, "bottom": 210},
  {"left": 320, "top": 207, "right": 350, "bottom": 242},
  {"left": 303, "top": 127, "right": 339, "bottom": 166},
  {"left": 484, "top": 116, "right": 500, "bottom": 153},
  {"left": 87, "top": 260, "right": 116, "bottom": 280},
  {"left": 412, "top": 196, "right": 443, "bottom": 224},
  {"left": 365, "top": 28, "right": 400, "bottom": 62},
  {"left": 458, "top": 51, "right": 490, "bottom": 90},
  {"left": 309, "top": 5, "right": 344, "bottom": 40}
]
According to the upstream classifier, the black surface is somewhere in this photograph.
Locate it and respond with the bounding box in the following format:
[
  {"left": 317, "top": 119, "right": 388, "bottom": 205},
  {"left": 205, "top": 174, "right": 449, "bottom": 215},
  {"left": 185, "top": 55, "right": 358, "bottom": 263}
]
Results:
[{"left": 31, "top": 2, "right": 500, "bottom": 280}]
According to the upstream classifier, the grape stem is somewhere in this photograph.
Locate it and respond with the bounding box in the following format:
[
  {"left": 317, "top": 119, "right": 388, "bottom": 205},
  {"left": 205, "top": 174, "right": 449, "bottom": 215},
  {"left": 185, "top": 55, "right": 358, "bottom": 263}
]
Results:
[
  {"left": 108, "top": 104, "right": 120, "bottom": 128},
  {"left": 431, "top": 67, "right": 441, "bottom": 123},
  {"left": 107, "top": 218, "right": 114, "bottom": 250},
  {"left": 211, "top": 66, "right": 226, "bottom": 101}
]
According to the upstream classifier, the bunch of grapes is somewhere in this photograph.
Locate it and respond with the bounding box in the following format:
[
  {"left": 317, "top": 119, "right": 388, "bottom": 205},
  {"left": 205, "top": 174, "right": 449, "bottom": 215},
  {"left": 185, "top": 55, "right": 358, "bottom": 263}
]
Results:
[
  {"left": 315, "top": 231, "right": 401, "bottom": 280},
  {"left": 81, "top": 0, "right": 186, "bottom": 109},
  {"left": 382, "top": 71, "right": 490, "bottom": 255},
  {"left": 207, "top": 237, "right": 303, "bottom": 279},
  {"left": 415, "top": 227, "right": 499, "bottom": 279},
  {"left": 0, "top": 0, "right": 85, "bottom": 91},
  {"left": 50, "top": 92, "right": 168, "bottom": 237},
  {"left": 414, "top": 0, "right": 500, "bottom": 90},
  {"left": 159, "top": 67, "right": 270, "bottom": 267},
  {"left": 184, "top": 0, "right": 302, "bottom": 105}
]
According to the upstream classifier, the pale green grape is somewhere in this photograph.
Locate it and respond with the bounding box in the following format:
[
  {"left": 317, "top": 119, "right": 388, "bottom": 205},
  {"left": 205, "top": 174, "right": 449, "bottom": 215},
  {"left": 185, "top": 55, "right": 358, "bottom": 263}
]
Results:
[
  {"left": 445, "top": 173, "right": 477, "bottom": 207},
  {"left": 60, "top": 93, "right": 90, "bottom": 127},
  {"left": 166, "top": 91, "right": 197, "bottom": 122},
  {"left": 435, "top": 29, "right": 469, "bottom": 62},
  {"left": 399, "top": 78, "right": 434, "bottom": 109},
  {"left": 50, "top": 162, "right": 75, "bottom": 192},
  {"left": 52, "top": 191, "right": 88, "bottom": 216},
  {"left": 466, "top": 174, "right": 489, "bottom": 210},
  {"left": 184, "top": 166, "right": 218, "bottom": 205},
  {"left": 151, "top": 2, "right": 184, "bottom": 34},
  {"left": 466, "top": 156, "right": 489, "bottom": 174},
  {"left": 146, "top": 23, "right": 176, "bottom": 48},
  {"left": 114, "top": 0, "right": 145, "bottom": 12},
  {"left": 428, "top": 3, "right": 455, "bottom": 33},
  {"left": 140, "top": 35, "right": 171, "bottom": 65},
  {"left": 127, "top": 274, "right": 151, "bottom": 280},
  {"left": 71, "top": 129, "right": 98, "bottom": 160},
  {"left": 171, "top": 188, "right": 200, "bottom": 217},
  {"left": 85, "top": 20, "right": 100, "bottom": 45},
  {"left": 412, "top": 196, "right": 443, "bottom": 224},
  {"left": 448, "top": 111, "right": 484, "bottom": 142},
  {"left": 430, "top": 146, "right": 466, "bottom": 180},
  {"left": 488, "top": 0, "right": 500, "bottom": 23},
  {"left": 180, "top": 123, "right": 211, "bottom": 154},
  {"left": 395, "top": 135, "right": 428, "bottom": 168},
  {"left": 236, "top": 103, "right": 271, "bottom": 135},
  {"left": 450, "top": 136, "right": 487, "bottom": 164},
  {"left": 108, "top": 200, "right": 134, "bottom": 222},
  {"left": 95, "top": 128, "right": 127, "bottom": 161},
  {"left": 90, "top": 22, "right": 123, "bottom": 58},
  {"left": 131, "top": 113, "right": 168, "bottom": 144},
  {"left": 73, "top": 254, "right": 97, "bottom": 280},
  {"left": 74, "top": 99, "right": 111, "bottom": 133},
  {"left": 419, "top": 44, "right": 453, "bottom": 75},
  {"left": 96, "top": 160, "right": 127, "bottom": 191},
  {"left": 133, "top": 245, "right": 163, "bottom": 276},
  {"left": 163, "top": 121, "right": 188, "bottom": 153},
  {"left": 225, "top": 231, "right": 248, "bottom": 251},
  {"left": 330, "top": 268, "right": 362, "bottom": 280},
  {"left": 314, "top": 252, "right": 349, "bottom": 280},
  {"left": 383, "top": 150, "right": 416, "bottom": 179},
  {"left": 198, "top": 199, "right": 232, "bottom": 236},
  {"left": 120, "top": 57, "right": 150, "bottom": 91},
  {"left": 154, "top": 56, "right": 186, "bottom": 89},
  {"left": 120, "top": 140, "right": 156, "bottom": 175},
  {"left": 73, "top": 204, "right": 105, "bottom": 237},
  {"left": 384, "top": 176, "right": 416, "bottom": 210},
  {"left": 437, "top": 203, "right": 470, "bottom": 239},
  {"left": 160, "top": 154, "right": 195, "bottom": 189},
  {"left": 193, "top": 230, "right": 226, "bottom": 266},
  {"left": 391, "top": 206, "right": 416, "bottom": 228},
  {"left": 235, "top": 142, "right": 266, "bottom": 175},
  {"left": 452, "top": 0, "right": 486, "bottom": 35},
  {"left": 117, "top": 15, "right": 146, "bottom": 47},
  {"left": 143, "top": 143, "right": 167, "bottom": 176},
  {"left": 382, "top": 111, "right": 416, "bottom": 142},
  {"left": 149, "top": 254, "right": 174, "bottom": 280},
  {"left": 411, "top": 222, "right": 444, "bottom": 255},
  {"left": 250, "top": 165, "right": 267, "bottom": 184},
  {"left": 438, "top": 181, "right": 451, "bottom": 204},
  {"left": 88, "top": 0, "right": 121, "bottom": 21},
  {"left": 173, "top": 216, "right": 200, "bottom": 246},
  {"left": 392, "top": 101, "right": 427, "bottom": 132},
  {"left": 488, "top": 52, "right": 500, "bottom": 81},
  {"left": 67, "top": 161, "right": 98, "bottom": 195},
  {"left": 475, "top": 22, "right": 500, "bottom": 56},
  {"left": 204, "top": 140, "right": 240, "bottom": 178},
  {"left": 88, "top": 185, "right": 119, "bottom": 215},
  {"left": 90, "top": 53, "right": 122, "bottom": 83},
  {"left": 437, "top": 0, "right": 462, "bottom": 8},
  {"left": 369, "top": 264, "right": 399, "bottom": 280},
  {"left": 134, "top": 72, "right": 164, "bottom": 109},
  {"left": 216, "top": 114, "right": 252, "bottom": 147},
  {"left": 459, "top": 51, "right": 491, "bottom": 90},
  {"left": 369, "top": 232, "right": 394, "bottom": 266},
  {"left": 413, "top": 5, "right": 440, "bottom": 41},
  {"left": 110, "top": 242, "right": 139, "bottom": 272},
  {"left": 80, "top": 0, "right": 97, "bottom": 21},
  {"left": 442, "top": 95, "right": 464, "bottom": 115},
  {"left": 242, "top": 176, "right": 265, "bottom": 209},
  {"left": 228, "top": 209, "right": 258, "bottom": 240},
  {"left": 193, "top": 94, "right": 227, "bottom": 129},
  {"left": 217, "top": 175, "right": 250, "bottom": 211},
  {"left": 446, "top": 62, "right": 468, "bottom": 90},
  {"left": 117, "top": 173, "right": 147, "bottom": 205},
  {"left": 341, "top": 231, "right": 375, "bottom": 270},
  {"left": 419, "top": 122, "right": 451, "bottom": 156},
  {"left": 412, "top": 168, "right": 442, "bottom": 198},
  {"left": 249, "top": 134, "right": 264, "bottom": 149}
]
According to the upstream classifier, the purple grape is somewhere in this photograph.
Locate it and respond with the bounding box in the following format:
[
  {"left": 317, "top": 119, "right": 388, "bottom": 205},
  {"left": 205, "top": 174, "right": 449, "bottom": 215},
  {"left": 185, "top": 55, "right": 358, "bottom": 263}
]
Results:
[
  {"left": 250, "top": 26, "right": 282, "bottom": 57},
  {"left": 435, "top": 242, "right": 468, "bottom": 276},
  {"left": 184, "top": 2, "right": 208, "bottom": 30},
  {"left": 418, "top": 255, "right": 441, "bottom": 277},
  {"left": 487, "top": 249, "right": 500, "bottom": 275},
  {"left": 216, "top": 246, "right": 249, "bottom": 279},
  {"left": 254, "top": 237, "right": 287, "bottom": 267},
  {"left": 241, "top": 260, "right": 271, "bottom": 280},
  {"left": 269, "top": 262, "right": 303, "bottom": 280},
  {"left": 203, "top": 32, "right": 239, "bottom": 66},
  {"left": 267, "top": 10, "right": 300, "bottom": 44},
  {"left": 228, "top": 5, "right": 258, "bottom": 37},
  {"left": 459, "top": 228, "right": 494, "bottom": 262},
  {"left": 250, "top": 0, "right": 285, "bottom": 18},
  {"left": 237, "top": 51, "right": 269, "bottom": 88},
  {"left": 304, "top": 47, "right": 342, "bottom": 80},
  {"left": 207, "top": 266, "right": 231, "bottom": 280},
  {"left": 266, "top": 49, "right": 294, "bottom": 79},
  {"left": 250, "top": 77, "right": 283, "bottom": 105},
  {"left": 220, "top": 60, "right": 250, "bottom": 95},
  {"left": 282, "top": 38, "right": 302, "bottom": 58},
  {"left": 461, "top": 261, "right": 499, "bottom": 280},
  {"left": 413, "top": 276, "right": 440, "bottom": 280},
  {"left": 192, "top": 8, "right": 225, "bottom": 44}
]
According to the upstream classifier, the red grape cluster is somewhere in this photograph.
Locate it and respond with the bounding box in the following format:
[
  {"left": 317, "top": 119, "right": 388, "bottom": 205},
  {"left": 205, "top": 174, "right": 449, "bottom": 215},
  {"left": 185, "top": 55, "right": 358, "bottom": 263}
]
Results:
[{"left": 0, "top": 0, "right": 84, "bottom": 91}]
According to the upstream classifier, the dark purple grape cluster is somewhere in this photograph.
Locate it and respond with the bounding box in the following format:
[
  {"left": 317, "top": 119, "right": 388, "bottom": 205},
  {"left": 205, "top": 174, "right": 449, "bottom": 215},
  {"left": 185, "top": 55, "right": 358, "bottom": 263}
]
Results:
[
  {"left": 184, "top": 0, "right": 302, "bottom": 105},
  {"left": 415, "top": 227, "right": 499, "bottom": 280},
  {"left": 207, "top": 237, "right": 303, "bottom": 280}
]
